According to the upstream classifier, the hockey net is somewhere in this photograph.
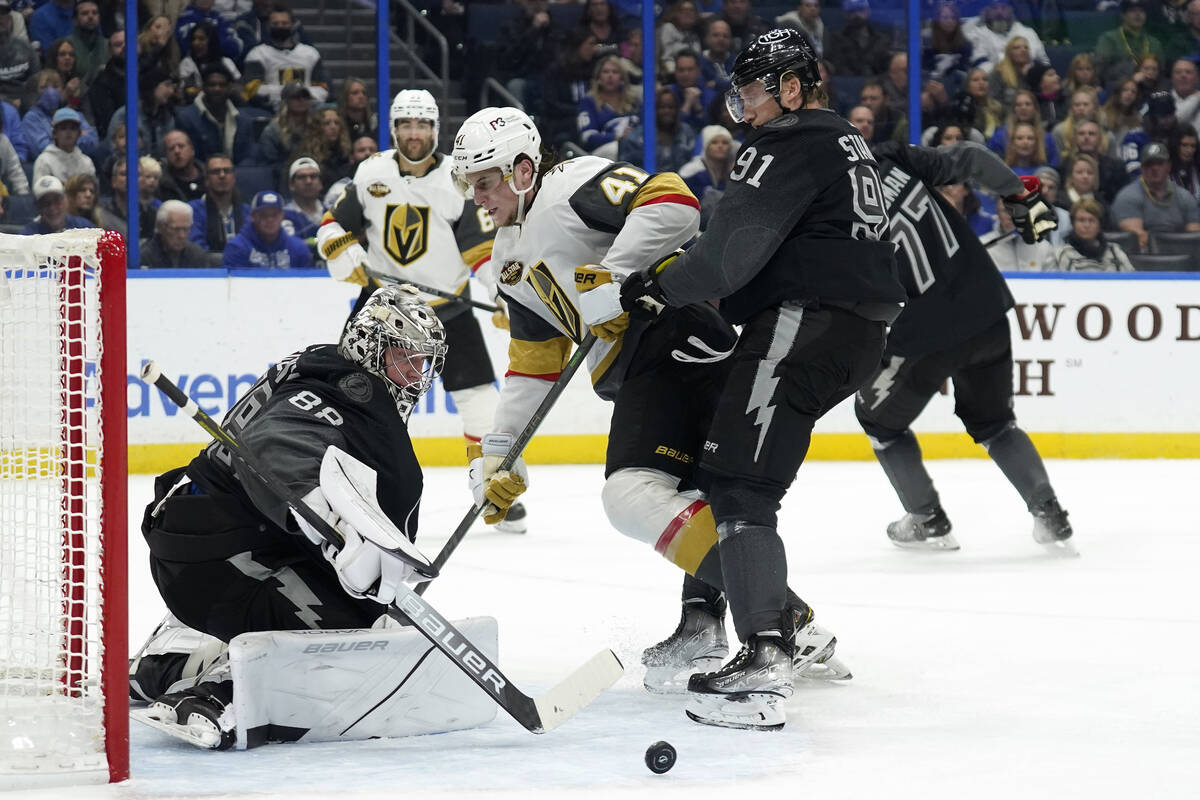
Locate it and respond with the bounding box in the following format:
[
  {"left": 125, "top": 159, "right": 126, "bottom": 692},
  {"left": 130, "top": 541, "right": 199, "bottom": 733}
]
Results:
[{"left": 0, "top": 230, "right": 128, "bottom": 787}]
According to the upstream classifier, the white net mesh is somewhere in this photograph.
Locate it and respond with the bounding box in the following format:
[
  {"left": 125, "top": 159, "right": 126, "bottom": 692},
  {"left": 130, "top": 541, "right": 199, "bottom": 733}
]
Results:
[{"left": 0, "top": 230, "right": 111, "bottom": 785}]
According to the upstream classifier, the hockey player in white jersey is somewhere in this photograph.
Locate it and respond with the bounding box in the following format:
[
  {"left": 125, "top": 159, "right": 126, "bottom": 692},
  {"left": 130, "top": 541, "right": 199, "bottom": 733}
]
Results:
[
  {"left": 317, "top": 89, "right": 527, "bottom": 533},
  {"left": 452, "top": 108, "right": 849, "bottom": 730}
]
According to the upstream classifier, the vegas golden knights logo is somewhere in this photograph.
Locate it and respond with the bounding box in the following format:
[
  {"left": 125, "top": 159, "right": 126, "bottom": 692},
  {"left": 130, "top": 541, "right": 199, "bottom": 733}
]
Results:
[
  {"left": 382, "top": 203, "right": 431, "bottom": 265},
  {"left": 527, "top": 261, "right": 583, "bottom": 343}
]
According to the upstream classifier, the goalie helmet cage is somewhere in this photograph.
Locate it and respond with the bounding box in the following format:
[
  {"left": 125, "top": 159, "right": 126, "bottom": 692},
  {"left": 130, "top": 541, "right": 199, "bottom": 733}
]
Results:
[{"left": 0, "top": 230, "right": 128, "bottom": 788}]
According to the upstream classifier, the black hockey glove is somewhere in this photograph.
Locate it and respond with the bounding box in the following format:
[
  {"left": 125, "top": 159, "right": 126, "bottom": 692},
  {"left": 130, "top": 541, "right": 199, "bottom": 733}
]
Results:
[
  {"left": 618, "top": 250, "right": 679, "bottom": 311},
  {"left": 1005, "top": 176, "right": 1058, "bottom": 245}
]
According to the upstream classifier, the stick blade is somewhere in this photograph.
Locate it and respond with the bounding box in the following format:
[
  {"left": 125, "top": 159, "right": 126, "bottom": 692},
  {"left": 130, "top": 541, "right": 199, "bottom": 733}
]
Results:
[{"left": 530, "top": 649, "right": 624, "bottom": 733}]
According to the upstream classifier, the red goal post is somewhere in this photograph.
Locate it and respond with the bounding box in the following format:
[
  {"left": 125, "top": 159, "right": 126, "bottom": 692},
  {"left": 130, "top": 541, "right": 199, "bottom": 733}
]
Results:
[{"left": 0, "top": 229, "right": 128, "bottom": 787}]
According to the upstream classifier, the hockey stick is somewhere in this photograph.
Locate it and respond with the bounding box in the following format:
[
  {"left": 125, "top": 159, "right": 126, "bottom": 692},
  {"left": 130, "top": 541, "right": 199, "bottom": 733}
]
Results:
[
  {"left": 982, "top": 229, "right": 1019, "bottom": 249},
  {"left": 365, "top": 267, "right": 502, "bottom": 314},
  {"left": 140, "top": 360, "right": 622, "bottom": 734},
  {"left": 415, "top": 332, "right": 600, "bottom": 596}
]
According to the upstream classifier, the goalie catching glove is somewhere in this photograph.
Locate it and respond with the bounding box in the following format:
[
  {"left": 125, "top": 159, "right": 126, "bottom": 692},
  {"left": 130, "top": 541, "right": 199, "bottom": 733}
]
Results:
[
  {"left": 1005, "top": 175, "right": 1057, "bottom": 244},
  {"left": 294, "top": 446, "right": 436, "bottom": 605},
  {"left": 468, "top": 433, "right": 529, "bottom": 524},
  {"left": 575, "top": 265, "right": 629, "bottom": 342}
]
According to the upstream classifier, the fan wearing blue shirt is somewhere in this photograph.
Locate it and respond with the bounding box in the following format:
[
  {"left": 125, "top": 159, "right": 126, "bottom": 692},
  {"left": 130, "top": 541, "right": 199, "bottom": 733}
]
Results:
[{"left": 222, "top": 190, "right": 315, "bottom": 269}]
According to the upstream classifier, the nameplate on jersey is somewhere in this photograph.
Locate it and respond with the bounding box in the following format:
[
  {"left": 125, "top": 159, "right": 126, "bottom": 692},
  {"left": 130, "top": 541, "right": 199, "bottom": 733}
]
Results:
[
  {"left": 527, "top": 260, "right": 583, "bottom": 343},
  {"left": 382, "top": 203, "right": 431, "bottom": 265}
]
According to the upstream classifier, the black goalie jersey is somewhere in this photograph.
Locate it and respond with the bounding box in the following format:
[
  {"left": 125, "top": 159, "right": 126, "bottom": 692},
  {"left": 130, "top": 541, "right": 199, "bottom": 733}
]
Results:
[
  {"left": 186, "top": 345, "right": 424, "bottom": 546},
  {"left": 871, "top": 141, "right": 1020, "bottom": 357}
]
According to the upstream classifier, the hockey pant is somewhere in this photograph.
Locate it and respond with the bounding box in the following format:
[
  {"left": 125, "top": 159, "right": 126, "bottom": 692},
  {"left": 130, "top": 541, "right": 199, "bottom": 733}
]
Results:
[
  {"left": 854, "top": 316, "right": 1055, "bottom": 513},
  {"left": 701, "top": 304, "right": 884, "bottom": 641},
  {"left": 138, "top": 466, "right": 385, "bottom": 697},
  {"left": 608, "top": 304, "right": 884, "bottom": 641}
]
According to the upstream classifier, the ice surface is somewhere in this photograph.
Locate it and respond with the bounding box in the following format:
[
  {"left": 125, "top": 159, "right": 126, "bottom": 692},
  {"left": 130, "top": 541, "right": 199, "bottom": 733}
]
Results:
[{"left": 16, "top": 459, "right": 1200, "bottom": 800}]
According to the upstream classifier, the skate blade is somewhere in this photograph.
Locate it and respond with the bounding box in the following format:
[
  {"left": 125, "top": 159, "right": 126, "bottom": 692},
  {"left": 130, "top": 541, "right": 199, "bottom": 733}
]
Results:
[
  {"left": 1039, "top": 538, "right": 1079, "bottom": 557},
  {"left": 797, "top": 654, "right": 852, "bottom": 681},
  {"left": 684, "top": 692, "right": 786, "bottom": 731},
  {"left": 132, "top": 706, "right": 226, "bottom": 750},
  {"left": 890, "top": 532, "right": 960, "bottom": 551},
  {"left": 643, "top": 656, "right": 726, "bottom": 695}
]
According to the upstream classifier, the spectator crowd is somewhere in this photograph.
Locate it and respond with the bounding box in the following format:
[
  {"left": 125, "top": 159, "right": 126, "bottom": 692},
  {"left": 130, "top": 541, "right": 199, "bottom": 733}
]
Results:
[
  {"left": 7, "top": 0, "right": 1200, "bottom": 272},
  {"left": 1, "top": 0, "right": 368, "bottom": 267}
]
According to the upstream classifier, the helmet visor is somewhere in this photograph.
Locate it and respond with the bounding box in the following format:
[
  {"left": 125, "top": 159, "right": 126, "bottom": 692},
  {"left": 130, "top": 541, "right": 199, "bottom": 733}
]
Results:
[{"left": 725, "top": 80, "right": 774, "bottom": 123}]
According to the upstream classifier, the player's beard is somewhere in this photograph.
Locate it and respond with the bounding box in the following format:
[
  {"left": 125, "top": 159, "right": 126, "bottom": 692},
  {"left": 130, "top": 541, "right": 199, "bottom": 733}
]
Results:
[{"left": 399, "top": 136, "right": 434, "bottom": 164}]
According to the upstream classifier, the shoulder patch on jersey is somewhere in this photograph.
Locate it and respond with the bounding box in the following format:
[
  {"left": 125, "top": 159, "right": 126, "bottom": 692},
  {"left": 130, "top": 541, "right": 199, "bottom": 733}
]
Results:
[
  {"left": 338, "top": 372, "right": 374, "bottom": 403},
  {"left": 367, "top": 182, "right": 391, "bottom": 198},
  {"left": 499, "top": 259, "right": 524, "bottom": 285},
  {"left": 766, "top": 114, "right": 798, "bottom": 128}
]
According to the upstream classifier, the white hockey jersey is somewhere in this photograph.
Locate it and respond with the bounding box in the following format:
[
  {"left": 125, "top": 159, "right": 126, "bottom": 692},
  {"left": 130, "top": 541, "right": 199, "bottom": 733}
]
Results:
[
  {"left": 242, "top": 41, "right": 329, "bottom": 108},
  {"left": 490, "top": 155, "right": 699, "bottom": 425},
  {"left": 316, "top": 151, "right": 494, "bottom": 309}
]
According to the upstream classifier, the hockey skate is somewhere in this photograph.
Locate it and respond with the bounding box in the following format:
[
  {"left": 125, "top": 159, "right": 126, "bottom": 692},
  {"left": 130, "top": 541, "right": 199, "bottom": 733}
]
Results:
[
  {"left": 684, "top": 634, "right": 793, "bottom": 731},
  {"left": 641, "top": 596, "right": 729, "bottom": 694},
  {"left": 788, "top": 602, "right": 852, "bottom": 681},
  {"left": 129, "top": 614, "right": 227, "bottom": 703},
  {"left": 133, "top": 680, "right": 237, "bottom": 750},
  {"left": 1032, "top": 498, "right": 1078, "bottom": 556},
  {"left": 887, "top": 506, "right": 959, "bottom": 551},
  {"left": 494, "top": 501, "right": 528, "bottom": 534}
]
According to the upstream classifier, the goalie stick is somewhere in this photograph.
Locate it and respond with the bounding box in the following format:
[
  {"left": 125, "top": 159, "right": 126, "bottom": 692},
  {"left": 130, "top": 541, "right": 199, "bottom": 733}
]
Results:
[
  {"left": 415, "top": 332, "right": 600, "bottom": 595},
  {"left": 140, "top": 360, "right": 622, "bottom": 734},
  {"left": 365, "top": 266, "right": 502, "bottom": 314}
]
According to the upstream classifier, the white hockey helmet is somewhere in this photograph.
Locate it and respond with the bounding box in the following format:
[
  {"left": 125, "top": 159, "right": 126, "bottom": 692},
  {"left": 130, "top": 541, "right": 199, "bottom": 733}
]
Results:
[
  {"left": 389, "top": 89, "right": 440, "bottom": 150},
  {"left": 451, "top": 106, "right": 542, "bottom": 194},
  {"left": 339, "top": 284, "right": 447, "bottom": 420}
]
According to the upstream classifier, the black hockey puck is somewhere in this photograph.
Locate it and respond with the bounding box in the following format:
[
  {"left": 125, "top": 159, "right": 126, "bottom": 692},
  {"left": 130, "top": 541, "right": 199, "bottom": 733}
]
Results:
[{"left": 645, "top": 740, "right": 676, "bottom": 774}]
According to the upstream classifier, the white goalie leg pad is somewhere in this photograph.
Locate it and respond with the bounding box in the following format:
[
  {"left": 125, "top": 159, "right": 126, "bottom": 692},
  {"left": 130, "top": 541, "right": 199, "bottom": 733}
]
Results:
[
  {"left": 450, "top": 383, "right": 499, "bottom": 442},
  {"left": 229, "top": 617, "right": 500, "bottom": 749},
  {"left": 602, "top": 468, "right": 697, "bottom": 547}
]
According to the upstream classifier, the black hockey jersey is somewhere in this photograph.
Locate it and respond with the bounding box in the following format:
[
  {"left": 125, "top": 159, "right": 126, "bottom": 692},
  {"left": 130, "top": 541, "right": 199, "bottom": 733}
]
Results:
[
  {"left": 872, "top": 141, "right": 1017, "bottom": 357},
  {"left": 187, "top": 345, "right": 424, "bottom": 541},
  {"left": 656, "top": 108, "right": 904, "bottom": 325}
]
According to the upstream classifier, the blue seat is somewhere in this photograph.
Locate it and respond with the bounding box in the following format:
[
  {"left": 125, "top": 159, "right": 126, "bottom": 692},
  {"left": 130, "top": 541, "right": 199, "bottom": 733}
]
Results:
[
  {"left": 235, "top": 165, "right": 279, "bottom": 199},
  {"left": 3, "top": 193, "right": 35, "bottom": 226},
  {"left": 831, "top": 74, "right": 869, "bottom": 115},
  {"left": 466, "top": 4, "right": 521, "bottom": 44}
]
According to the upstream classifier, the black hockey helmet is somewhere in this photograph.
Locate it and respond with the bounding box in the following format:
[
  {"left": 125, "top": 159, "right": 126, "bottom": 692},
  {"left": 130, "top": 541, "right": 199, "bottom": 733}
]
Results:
[{"left": 726, "top": 29, "right": 821, "bottom": 121}]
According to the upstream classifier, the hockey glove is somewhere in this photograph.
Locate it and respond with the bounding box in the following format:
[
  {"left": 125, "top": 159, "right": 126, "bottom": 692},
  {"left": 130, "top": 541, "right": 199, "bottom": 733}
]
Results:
[
  {"left": 1005, "top": 176, "right": 1058, "bottom": 244},
  {"left": 467, "top": 433, "right": 529, "bottom": 524},
  {"left": 492, "top": 295, "right": 511, "bottom": 331},
  {"left": 619, "top": 250, "right": 679, "bottom": 312},
  {"left": 315, "top": 224, "right": 370, "bottom": 285},
  {"left": 296, "top": 487, "right": 415, "bottom": 606},
  {"left": 575, "top": 265, "right": 629, "bottom": 342}
]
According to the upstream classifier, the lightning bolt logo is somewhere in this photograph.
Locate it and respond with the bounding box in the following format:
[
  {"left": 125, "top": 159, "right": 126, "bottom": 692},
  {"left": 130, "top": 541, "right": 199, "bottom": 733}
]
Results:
[
  {"left": 229, "top": 552, "right": 325, "bottom": 628},
  {"left": 746, "top": 308, "right": 804, "bottom": 463},
  {"left": 861, "top": 355, "right": 906, "bottom": 411}
]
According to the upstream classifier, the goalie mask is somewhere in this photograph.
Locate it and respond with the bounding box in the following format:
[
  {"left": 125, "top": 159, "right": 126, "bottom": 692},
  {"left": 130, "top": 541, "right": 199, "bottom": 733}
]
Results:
[
  {"left": 451, "top": 106, "right": 542, "bottom": 221},
  {"left": 726, "top": 28, "right": 821, "bottom": 123},
  {"left": 339, "top": 284, "right": 447, "bottom": 420},
  {"left": 390, "top": 89, "right": 440, "bottom": 164}
]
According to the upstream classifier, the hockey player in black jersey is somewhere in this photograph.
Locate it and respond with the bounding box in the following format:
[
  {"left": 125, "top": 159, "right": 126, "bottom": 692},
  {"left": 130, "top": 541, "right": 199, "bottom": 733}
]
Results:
[
  {"left": 130, "top": 284, "right": 447, "bottom": 748},
  {"left": 857, "top": 140, "right": 1075, "bottom": 554},
  {"left": 620, "top": 29, "right": 905, "bottom": 730}
]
